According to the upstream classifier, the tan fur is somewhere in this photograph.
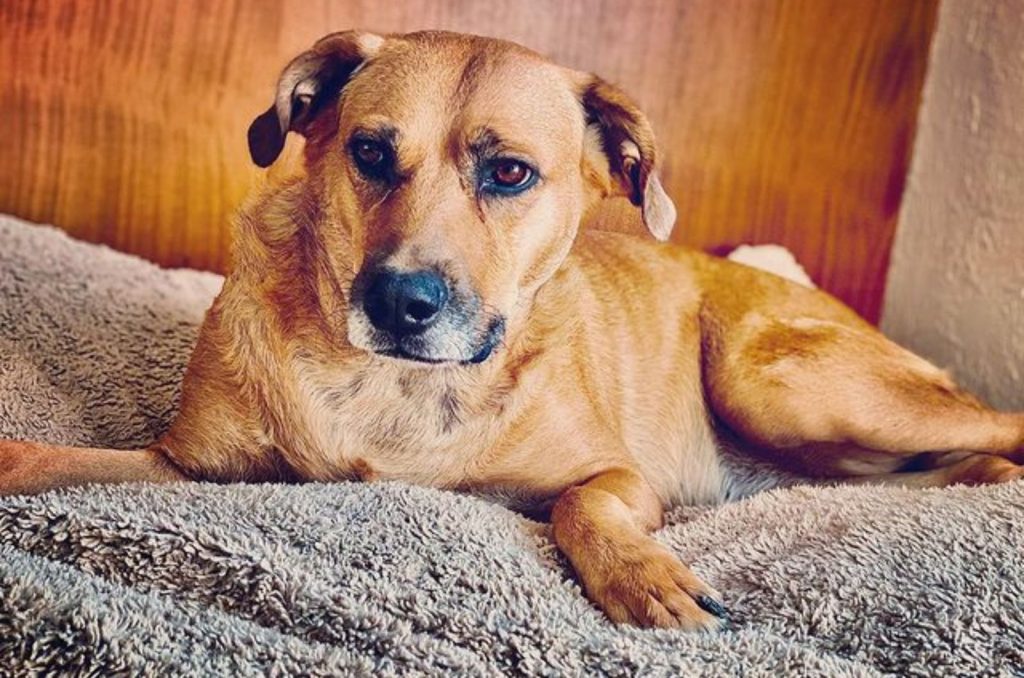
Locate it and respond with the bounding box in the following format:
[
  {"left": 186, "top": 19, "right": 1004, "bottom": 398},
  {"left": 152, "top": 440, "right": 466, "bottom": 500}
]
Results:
[{"left": 2, "top": 30, "right": 1022, "bottom": 630}]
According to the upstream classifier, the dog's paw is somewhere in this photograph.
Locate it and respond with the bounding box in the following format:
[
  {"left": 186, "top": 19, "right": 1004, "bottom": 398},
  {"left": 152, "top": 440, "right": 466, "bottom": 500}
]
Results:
[
  {"left": 983, "top": 460, "right": 1024, "bottom": 484},
  {"left": 583, "top": 537, "right": 728, "bottom": 631},
  {"left": 950, "top": 455, "right": 1024, "bottom": 486}
]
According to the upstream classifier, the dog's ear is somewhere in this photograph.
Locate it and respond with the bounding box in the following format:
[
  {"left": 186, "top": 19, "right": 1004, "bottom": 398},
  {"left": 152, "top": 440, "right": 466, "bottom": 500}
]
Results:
[
  {"left": 247, "top": 31, "right": 384, "bottom": 168},
  {"left": 579, "top": 77, "right": 676, "bottom": 241}
]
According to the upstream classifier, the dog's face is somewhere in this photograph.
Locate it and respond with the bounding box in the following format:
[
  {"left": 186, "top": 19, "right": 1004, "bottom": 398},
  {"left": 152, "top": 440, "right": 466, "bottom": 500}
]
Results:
[{"left": 248, "top": 31, "right": 675, "bottom": 365}]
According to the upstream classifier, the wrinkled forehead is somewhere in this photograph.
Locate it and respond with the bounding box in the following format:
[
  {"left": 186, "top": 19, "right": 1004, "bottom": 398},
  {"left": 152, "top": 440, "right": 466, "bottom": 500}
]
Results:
[{"left": 338, "top": 37, "right": 586, "bottom": 163}]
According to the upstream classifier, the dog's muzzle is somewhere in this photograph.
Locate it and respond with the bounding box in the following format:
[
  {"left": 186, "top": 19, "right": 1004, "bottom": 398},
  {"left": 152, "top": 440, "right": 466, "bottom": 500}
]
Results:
[{"left": 349, "top": 266, "right": 504, "bottom": 365}]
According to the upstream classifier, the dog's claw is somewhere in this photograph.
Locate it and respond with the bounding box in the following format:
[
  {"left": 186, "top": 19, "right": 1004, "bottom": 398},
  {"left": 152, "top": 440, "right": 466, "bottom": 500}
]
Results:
[{"left": 697, "top": 595, "right": 729, "bottom": 620}]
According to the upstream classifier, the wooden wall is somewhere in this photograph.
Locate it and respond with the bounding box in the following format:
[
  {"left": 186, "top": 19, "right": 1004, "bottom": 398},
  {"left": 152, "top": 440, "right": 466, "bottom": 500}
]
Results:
[{"left": 0, "top": 0, "right": 938, "bottom": 322}]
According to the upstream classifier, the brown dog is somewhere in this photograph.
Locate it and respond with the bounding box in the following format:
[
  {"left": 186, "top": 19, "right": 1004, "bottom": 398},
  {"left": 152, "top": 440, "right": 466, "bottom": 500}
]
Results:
[{"left": 2, "top": 30, "right": 1022, "bottom": 631}]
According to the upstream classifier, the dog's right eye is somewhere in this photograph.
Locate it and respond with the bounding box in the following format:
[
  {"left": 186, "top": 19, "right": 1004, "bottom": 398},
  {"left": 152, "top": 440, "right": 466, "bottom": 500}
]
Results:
[{"left": 350, "top": 138, "right": 391, "bottom": 180}]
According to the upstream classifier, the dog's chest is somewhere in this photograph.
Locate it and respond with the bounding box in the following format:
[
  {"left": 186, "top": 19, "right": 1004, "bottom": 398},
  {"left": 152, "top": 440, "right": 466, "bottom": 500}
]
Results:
[{"left": 289, "top": 362, "right": 495, "bottom": 485}]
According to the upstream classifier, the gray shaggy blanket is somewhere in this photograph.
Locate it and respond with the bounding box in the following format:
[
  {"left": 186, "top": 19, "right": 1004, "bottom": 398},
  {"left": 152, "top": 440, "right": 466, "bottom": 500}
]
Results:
[{"left": 1, "top": 214, "right": 1022, "bottom": 677}]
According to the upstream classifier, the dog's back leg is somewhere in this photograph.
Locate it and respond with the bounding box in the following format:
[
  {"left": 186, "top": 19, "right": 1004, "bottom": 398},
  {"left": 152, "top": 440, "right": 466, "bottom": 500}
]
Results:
[
  {"left": 702, "top": 313, "right": 1023, "bottom": 485},
  {"left": 836, "top": 453, "right": 1022, "bottom": 488},
  {"left": 0, "top": 439, "right": 188, "bottom": 495}
]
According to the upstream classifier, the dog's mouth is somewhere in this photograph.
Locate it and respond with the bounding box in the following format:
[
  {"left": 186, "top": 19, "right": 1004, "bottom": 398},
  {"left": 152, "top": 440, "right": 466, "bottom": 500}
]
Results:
[
  {"left": 377, "top": 347, "right": 445, "bottom": 365},
  {"left": 367, "top": 317, "right": 505, "bottom": 367}
]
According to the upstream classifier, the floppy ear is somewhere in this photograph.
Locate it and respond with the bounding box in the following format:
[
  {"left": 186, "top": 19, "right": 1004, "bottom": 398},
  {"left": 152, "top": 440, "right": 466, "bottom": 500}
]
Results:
[
  {"left": 580, "top": 77, "right": 676, "bottom": 241},
  {"left": 247, "top": 31, "right": 383, "bottom": 168}
]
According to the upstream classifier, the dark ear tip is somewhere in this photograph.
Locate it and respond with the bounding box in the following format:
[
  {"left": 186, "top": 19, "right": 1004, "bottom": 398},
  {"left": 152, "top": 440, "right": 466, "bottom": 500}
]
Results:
[{"left": 247, "top": 107, "right": 285, "bottom": 168}]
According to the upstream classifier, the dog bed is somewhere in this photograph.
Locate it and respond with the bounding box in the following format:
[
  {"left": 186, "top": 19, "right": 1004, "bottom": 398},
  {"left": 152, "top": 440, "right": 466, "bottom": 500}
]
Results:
[{"left": 1, "top": 214, "right": 1021, "bottom": 676}]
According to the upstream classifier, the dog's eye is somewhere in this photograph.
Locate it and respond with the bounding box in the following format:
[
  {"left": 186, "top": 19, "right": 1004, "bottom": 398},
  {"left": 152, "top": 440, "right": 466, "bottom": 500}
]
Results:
[
  {"left": 355, "top": 141, "right": 384, "bottom": 166},
  {"left": 350, "top": 138, "right": 391, "bottom": 179},
  {"left": 493, "top": 161, "right": 530, "bottom": 187},
  {"left": 483, "top": 159, "right": 538, "bottom": 195}
]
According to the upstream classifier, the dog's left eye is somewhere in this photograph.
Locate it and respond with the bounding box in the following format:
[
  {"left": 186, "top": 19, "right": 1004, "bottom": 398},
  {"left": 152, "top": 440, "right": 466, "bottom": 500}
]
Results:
[
  {"left": 493, "top": 161, "right": 530, "bottom": 186},
  {"left": 482, "top": 159, "right": 538, "bottom": 195}
]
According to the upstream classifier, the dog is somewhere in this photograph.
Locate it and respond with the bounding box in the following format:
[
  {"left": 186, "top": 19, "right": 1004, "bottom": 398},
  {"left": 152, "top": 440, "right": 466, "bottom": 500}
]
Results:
[{"left": 2, "top": 30, "right": 1022, "bottom": 631}]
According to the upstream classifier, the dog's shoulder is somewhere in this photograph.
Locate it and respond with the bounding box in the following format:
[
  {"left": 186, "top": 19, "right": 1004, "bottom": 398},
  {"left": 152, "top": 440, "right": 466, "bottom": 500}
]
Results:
[
  {"left": 231, "top": 173, "right": 318, "bottom": 271},
  {"left": 565, "top": 231, "right": 708, "bottom": 301}
]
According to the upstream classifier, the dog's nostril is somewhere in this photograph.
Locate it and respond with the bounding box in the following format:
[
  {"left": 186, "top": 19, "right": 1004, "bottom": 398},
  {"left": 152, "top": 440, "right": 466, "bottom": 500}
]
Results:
[{"left": 405, "top": 299, "right": 439, "bottom": 323}]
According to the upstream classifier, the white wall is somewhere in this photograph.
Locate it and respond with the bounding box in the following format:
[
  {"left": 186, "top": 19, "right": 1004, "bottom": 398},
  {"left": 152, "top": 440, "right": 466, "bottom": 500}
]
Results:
[{"left": 882, "top": 0, "right": 1024, "bottom": 410}]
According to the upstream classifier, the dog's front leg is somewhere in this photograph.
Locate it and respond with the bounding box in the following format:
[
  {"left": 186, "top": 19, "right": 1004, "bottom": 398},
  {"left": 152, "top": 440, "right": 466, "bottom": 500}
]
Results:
[
  {"left": 551, "top": 468, "right": 727, "bottom": 630},
  {"left": 0, "top": 439, "right": 188, "bottom": 495}
]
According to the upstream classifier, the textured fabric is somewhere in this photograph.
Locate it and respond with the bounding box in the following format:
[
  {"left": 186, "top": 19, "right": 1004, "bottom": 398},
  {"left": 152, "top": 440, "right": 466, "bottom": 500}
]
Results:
[{"left": 1, "top": 214, "right": 1021, "bottom": 677}]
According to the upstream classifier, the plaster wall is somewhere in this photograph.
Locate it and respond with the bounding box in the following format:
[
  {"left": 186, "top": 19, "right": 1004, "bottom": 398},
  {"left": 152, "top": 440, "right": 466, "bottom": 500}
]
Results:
[{"left": 882, "top": 0, "right": 1024, "bottom": 409}]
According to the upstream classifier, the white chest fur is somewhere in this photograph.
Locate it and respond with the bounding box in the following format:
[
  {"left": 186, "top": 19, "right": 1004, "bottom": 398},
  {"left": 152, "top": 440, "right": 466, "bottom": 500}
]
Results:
[{"left": 286, "top": 357, "right": 498, "bottom": 487}]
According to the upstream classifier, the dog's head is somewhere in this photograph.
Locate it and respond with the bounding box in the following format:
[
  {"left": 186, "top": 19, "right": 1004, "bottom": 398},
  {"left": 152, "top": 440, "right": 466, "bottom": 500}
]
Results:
[{"left": 248, "top": 31, "right": 674, "bottom": 365}]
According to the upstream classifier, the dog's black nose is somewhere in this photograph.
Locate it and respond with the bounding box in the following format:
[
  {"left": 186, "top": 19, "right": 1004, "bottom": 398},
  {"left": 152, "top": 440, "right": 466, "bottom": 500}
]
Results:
[{"left": 362, "top": 269, "right": 448, "bottom": 336}]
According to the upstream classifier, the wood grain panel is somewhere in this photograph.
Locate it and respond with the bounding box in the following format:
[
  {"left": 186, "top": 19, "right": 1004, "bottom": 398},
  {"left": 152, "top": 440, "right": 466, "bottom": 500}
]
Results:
[{"left": 0, "top": 0, "right": 937, "bottom": 321}]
